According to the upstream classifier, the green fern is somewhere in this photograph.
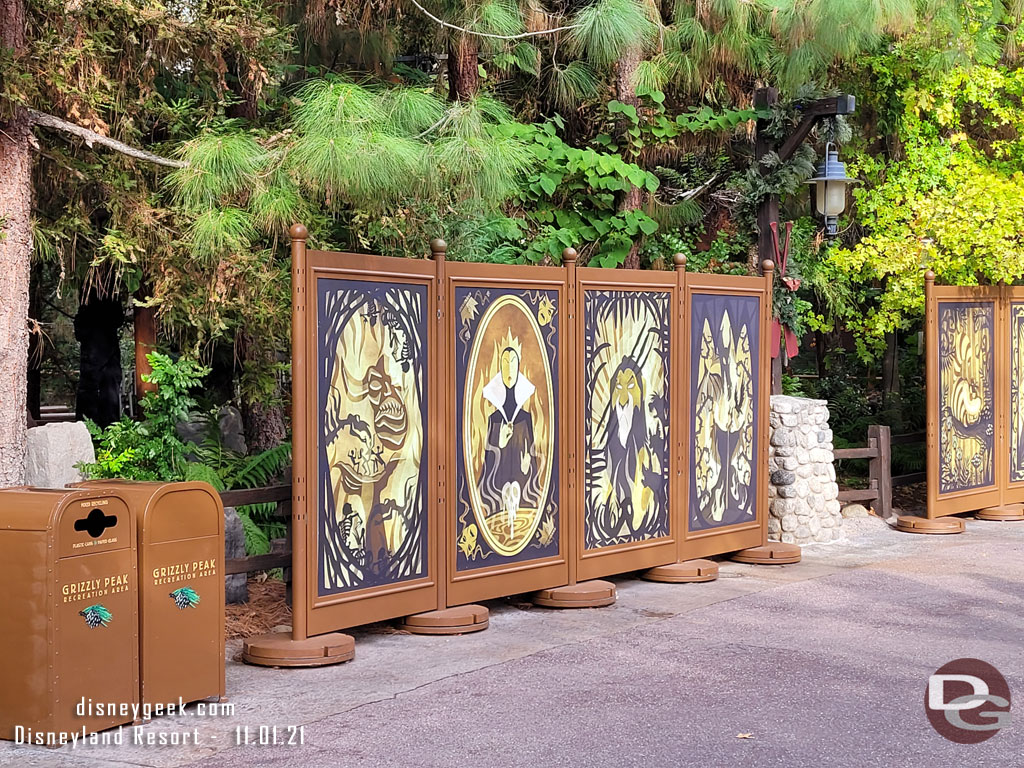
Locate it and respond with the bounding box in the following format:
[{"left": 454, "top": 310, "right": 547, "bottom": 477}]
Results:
[{"left": 238, "top": 507, "right": 272, "bottom": 556}]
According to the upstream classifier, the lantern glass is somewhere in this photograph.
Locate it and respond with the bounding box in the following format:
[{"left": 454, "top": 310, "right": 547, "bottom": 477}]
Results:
[{"left": 815, "top": 179, "right": 848, "bottom": 217}]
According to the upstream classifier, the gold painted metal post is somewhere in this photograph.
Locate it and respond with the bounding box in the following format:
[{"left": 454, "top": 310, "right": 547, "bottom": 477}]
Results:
[
  {"left": 731, "top": 259, "right": 802, "bottom": 564},
  {"left": 240, "top": 224, "right": 356, "bottom": 666},
  {"left": 643, "top": 254, "right": 720, "bottom": 583},
  {"left": 398, "top": 238, "right": 490, "bottom": 635},
  {"left": 530, "top": 246, "right": 617, "bottom": 609},
  {"left": 291, "top": 224, "right": 308, "bottom": 643}
]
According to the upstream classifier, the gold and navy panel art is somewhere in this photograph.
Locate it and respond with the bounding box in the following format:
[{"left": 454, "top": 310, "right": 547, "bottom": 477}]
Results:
[
  {"left": 937, "top": 301, "right": 995, "bottom": 494},
  {"left": 1011, "top": 303, "right": 1024, "bottom": 484},
  {"left": 455, "top": 287, "right": 560, "bottom": 572},
  {"left": 316, "top": 279, "right": 429, "bottom": 596},
  {"left": 689, "top": 293, "right": 760, "bottom": 531},
  {"left": 582, "top": 290, "right": 671, "bottom": 550}
]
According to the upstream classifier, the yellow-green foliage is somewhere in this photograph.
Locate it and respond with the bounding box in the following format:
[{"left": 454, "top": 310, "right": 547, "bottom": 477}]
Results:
[{"left": 827, "top": 64, "right": 1024, "bottom": 359}]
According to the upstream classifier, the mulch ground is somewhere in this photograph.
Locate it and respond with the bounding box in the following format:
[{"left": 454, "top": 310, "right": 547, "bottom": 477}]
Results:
[
  {"left": 892, "top": 481, "right": 926, "bottom": 515},
  {"left": 225, "top": 577, "right": 292, "bottom": 640}
]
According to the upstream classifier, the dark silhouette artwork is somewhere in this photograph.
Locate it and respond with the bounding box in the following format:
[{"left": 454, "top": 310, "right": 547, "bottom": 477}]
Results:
[
  {"left": 316, "top": 279, "right": 428, "bottom": 596},
  {"left": 582, "top": 290, "right": 670, "bottom": 550}
]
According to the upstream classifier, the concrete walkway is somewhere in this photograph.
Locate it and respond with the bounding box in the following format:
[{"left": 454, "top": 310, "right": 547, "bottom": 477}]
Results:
[{"left": 4, "top": 516, "right": 1022, "bottom": 767}]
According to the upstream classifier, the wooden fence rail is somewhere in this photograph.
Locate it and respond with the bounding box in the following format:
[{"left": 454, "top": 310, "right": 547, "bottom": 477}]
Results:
[
  {"left": 833, "top": 426, "right": 925, "bottom": 517},
  {"left": 220, "top": 484, "right": 293, "bottom": 576}
]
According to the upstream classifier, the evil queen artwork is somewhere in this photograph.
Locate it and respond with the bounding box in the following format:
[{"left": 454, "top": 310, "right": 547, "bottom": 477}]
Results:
[
  {"left": 455, "top": 288, "right": 560, "bottom": 570},
  {"left": 479, "top": 339, "right": 543, "bottom": 530}
]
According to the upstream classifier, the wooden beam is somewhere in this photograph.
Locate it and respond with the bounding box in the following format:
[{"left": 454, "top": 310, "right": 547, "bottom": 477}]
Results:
[
  {"left": 777, "top": 95, "right": 856, "bottom": 162},
  {"left": 220, "top": 484, "right": 292, "bottom": 507},
  {"left": 226, "top": 553, "right": 291, "bottom": 575}
]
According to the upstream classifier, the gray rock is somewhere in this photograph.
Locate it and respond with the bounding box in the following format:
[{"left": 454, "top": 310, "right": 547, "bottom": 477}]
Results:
[
  {"left": 178, "top": 406, "right": 248, "bottom": 454},
  {"left": 25, "top": 422, "right": 95, "bottom": 488},
  {"left": 770, "top": 429, "right": 794, "bottom": 448},
  {"left": 224, "top": 506, "right": 248, "bottom": 604},
  {"left": 842, "top": 503, "right": 871, "bottom": 518},
  {"left": 770, "top": 469, "right": 795, "bottom": 486},
  {"left": 218, "top": 406, "right": 247, "bottom": 454}
]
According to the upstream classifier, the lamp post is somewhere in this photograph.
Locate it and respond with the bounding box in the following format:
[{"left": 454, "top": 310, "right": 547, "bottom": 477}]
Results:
[
  {"left": 754, "top": 88, "right": 857, "bottom": 394},
  {"left": 805, "top": 143, "right": 858, "bottom": 237}
]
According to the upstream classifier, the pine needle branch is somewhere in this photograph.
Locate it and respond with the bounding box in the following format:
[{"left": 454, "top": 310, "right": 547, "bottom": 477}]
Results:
[{"left": 407, "top": 0, "right": 578, "bottom": 40}]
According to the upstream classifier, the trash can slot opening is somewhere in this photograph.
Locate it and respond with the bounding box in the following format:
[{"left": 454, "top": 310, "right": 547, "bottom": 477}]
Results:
[{"left": 74, "top": 508, "right": 119, "bottom": 538}]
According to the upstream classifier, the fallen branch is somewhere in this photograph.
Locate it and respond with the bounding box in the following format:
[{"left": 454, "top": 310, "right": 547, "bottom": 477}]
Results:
[{"left": 27, "top": 108, "right": 187, "bottom": 168}]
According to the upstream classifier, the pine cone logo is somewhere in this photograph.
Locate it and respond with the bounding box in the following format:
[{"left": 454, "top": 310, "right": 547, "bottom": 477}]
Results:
[
  {"left": 80, "top": 604, "right": 112, "bottom": 628},
  {"left": 170, "top": 587, "right": 201, "bottom": 610}
]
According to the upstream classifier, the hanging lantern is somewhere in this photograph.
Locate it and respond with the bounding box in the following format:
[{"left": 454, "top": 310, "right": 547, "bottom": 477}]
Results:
[{"left": 805, "top": 143, "right": 858, "bottom": 237}]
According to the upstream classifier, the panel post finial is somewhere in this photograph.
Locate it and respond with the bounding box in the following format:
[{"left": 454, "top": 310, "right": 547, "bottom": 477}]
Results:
[
  {"left": 761, "top": 259, "right": 775, "bottom": 276},
  {"left": 289, "top": 223, "right": 308, "bottom": 241},
  {"left": 430, "top": 238, "right": 447, "bottom": 260},
  {"left": 562, "top": 247, "right": 578, "bottom": 265},
  {"left": 673, "top": 253, "right": 687, "bottom": 272}
]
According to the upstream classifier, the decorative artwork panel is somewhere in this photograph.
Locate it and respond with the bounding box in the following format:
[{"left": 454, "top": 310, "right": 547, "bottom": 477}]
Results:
[
  {"left": 1012, "top": 303, "right": 1024, "bottom": 484},
  {"left": 316, "top": 279, "right": 429, "bottom": 596},
  {"left": 689, "top": 293, "right": 760, "bottom": 531},
  {"left": 455, "top": 287, "right": 560, "bottom": 572},
  {"left": 582, "top": 290, "right": 671, "bottom": 550},
  {"left": 937, "top": 301, "right": 996, "bottom": 494}
]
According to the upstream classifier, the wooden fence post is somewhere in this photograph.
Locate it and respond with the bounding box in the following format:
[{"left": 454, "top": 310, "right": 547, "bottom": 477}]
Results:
[{"left": 867, "top": 424, "right": 892, "bottom": 518}]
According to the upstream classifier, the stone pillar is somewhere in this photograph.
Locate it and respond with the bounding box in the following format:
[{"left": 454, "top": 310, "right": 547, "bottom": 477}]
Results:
[{"left": 766, "top": 395, "right": 842, "bottom": 544}]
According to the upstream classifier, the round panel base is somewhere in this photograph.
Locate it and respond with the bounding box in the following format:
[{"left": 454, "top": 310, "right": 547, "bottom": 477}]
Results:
[
  {"left": 398, "top": 605, "right": 489, "bottom": 635},
  {"left": 976, "top": 504, "right": 1024, "bottom": 522},
  {"left": 894, "top": 515, "right": 965, "bottom": 535},
  {"left": 641, "top": 559, "right": 719, "bottom": 583},
  {"left": 731, "top": 543, "right": 802, "bottom": 565},
  {"left": 532, "top": 580, "right": 616, "bottom": 608},
  {"left": 242, "top": 632, "right": 355, "bottom": 668}
]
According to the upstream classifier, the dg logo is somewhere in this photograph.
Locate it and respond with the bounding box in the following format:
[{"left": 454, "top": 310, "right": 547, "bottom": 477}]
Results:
[{"left": 926, "top": 658, "right": 1011, "bottom": 743}]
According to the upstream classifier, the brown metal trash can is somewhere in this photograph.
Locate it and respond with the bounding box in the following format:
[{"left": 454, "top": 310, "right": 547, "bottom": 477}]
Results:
[
  {"left": 74, "top": 480, "right": 226, "bottom": 707},
  {"left": 0, "top": 487, "right": 140, "bottom": 741}
]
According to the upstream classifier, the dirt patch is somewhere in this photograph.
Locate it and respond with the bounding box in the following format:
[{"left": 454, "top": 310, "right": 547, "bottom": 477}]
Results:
[{"left": 893, "top": 482, "right": 926, "bottom": 515}]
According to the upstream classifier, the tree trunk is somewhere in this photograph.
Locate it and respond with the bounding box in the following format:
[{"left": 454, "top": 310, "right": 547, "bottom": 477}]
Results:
[
  {"left": 241, "top": 398, "right": 287, "bottom": 454},
  {"left": 882, "top": 330, "right": 900, "bottom": 403},
  {"left": 225, "top": 51, "right": 259, "bottom": 121},
  {"left": 614, "top": 46, "right": 643, "bottom": 269},
  {"left": 0, "top": 0, "right": 31, "bottom": 485},
  {"left": 134, "top": 303, "right": 157, "bottom": 407},
  {"left": 238, "top": 335, "right": 287, "bottom": 453},
  {"left": 447, "top": 34, "right": 479, "bottom": 102},
  {"left": 27, "top": 263, "right": 44, "bottom": 424},
  {"left": 74, "top": 288, "right": 124, "bottom": 427}
]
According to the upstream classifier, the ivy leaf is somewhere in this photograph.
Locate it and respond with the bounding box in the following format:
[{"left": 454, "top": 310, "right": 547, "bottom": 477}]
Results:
[{"left": 539, "top": 173, "right": 560, "bottom": 196}]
